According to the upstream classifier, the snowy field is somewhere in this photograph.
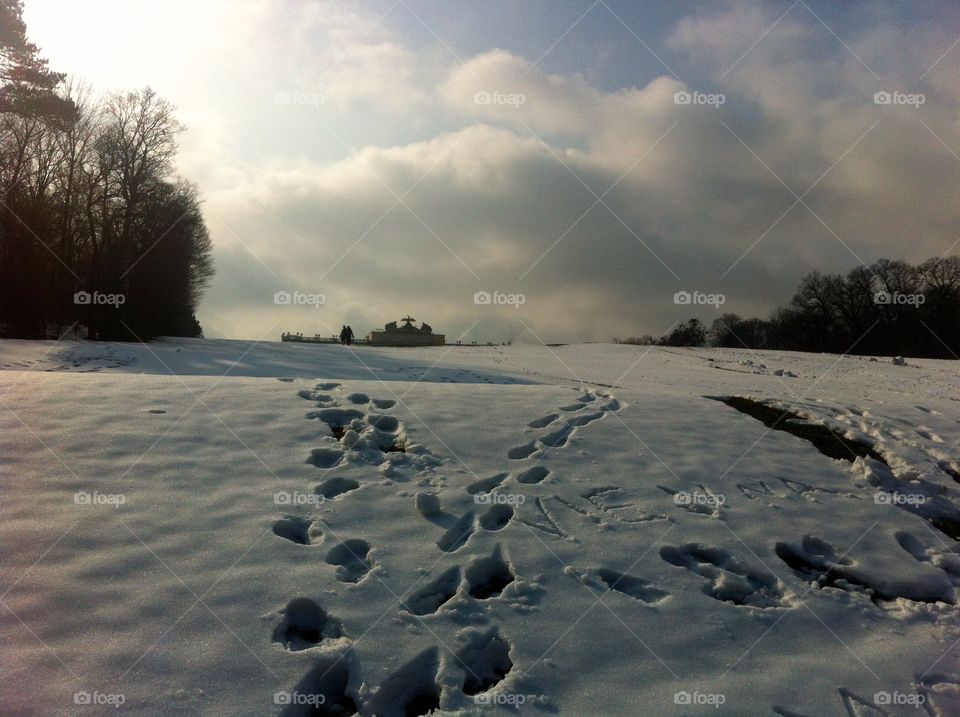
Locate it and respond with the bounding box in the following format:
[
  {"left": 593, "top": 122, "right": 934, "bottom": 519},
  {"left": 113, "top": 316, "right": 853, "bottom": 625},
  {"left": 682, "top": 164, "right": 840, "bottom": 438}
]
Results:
[{"left": 1, "top": 337, "right": 959, "bottom": 716}]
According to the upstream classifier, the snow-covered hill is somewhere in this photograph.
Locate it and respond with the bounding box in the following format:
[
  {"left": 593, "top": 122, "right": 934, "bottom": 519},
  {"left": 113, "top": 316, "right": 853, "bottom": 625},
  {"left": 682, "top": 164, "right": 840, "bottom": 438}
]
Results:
[{"left": 1, "top": 338, "right": 959, "bottom": 716}]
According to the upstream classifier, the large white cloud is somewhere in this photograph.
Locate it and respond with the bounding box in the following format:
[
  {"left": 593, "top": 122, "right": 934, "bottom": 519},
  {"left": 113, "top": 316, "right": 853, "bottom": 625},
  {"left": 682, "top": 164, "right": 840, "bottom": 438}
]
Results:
[{"left": 39, "top": 0, "right": 954, "bottom": 343}]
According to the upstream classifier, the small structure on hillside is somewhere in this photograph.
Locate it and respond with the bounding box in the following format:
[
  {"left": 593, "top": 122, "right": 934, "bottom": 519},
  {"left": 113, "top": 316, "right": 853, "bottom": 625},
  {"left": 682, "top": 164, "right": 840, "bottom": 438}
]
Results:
[{"left": 367, "top": 315, "right": 444, "bottom": 347}]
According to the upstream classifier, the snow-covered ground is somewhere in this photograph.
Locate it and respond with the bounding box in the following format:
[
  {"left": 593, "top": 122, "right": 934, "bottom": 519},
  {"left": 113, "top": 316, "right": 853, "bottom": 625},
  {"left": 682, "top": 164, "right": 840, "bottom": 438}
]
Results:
[{"left": 1, "top": 337, "right": 959, "bottom": 716}]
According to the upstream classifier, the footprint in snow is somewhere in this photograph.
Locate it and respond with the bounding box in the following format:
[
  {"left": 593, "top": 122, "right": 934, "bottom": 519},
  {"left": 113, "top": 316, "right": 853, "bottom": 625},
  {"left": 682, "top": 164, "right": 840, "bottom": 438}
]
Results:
[
  {"left": 478, "top": 503, "right": 514, "bottom": 531},
  {"left": 402, "top": 566, "right": 461, "bottom": 615},
  {"left": 896, "top": 529, "right": 960, "bottom": 584},
  {"left": 326, "top": 539, "right": 375, "bottom": 583},
  {"left": 776, "top": 534, "right": 954, "bottom": 604},
  {"left": 597, "top": 568, "right": 669, "bottom": 604},
  {"left": 272, "top": 597, "right": 343, "bottom": 651},
  {"left": 272, "top": 516, "right": 323, "bottom": 546},
  {"left": 280, "top": 655, "right": 358, "bottom": 717},
  {"left": 415, "top": 492, "right": 477, "bottom": 552},
  {"left": 306, "top": 447, "right": 344, "bottom": 469},
  {"left": 309, "top": 407, "right": 408, "bottom": 454},
  {"left": 466, "top": 546, "right": 515, "bottom": 599},
  {"left": 315, "top": 476, "right": 360, "bottom": 500},
  {"left": 365, "top": 647, "right": 442, "bottom": 717},
  {"left": 466, "top": 472, "right": 508, "bottom": 495},
  {"left": 516, "top": 465, "right": 550, "bottom": 484},
  {"left": 455, "top": 627, "right": 514, "bottom": 696},
  {"left": 660, "top": 543, "right": 791, "bottom": 609}
]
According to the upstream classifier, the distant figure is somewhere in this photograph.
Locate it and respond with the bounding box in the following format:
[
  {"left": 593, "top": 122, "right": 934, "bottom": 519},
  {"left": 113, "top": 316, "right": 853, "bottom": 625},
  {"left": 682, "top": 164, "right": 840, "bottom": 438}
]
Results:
[
  {"left": 345, "top": 325, "right": 354, "bottom": 345},
  {"left": 339, "top": 325, "right": 348, "bottom": 345}
]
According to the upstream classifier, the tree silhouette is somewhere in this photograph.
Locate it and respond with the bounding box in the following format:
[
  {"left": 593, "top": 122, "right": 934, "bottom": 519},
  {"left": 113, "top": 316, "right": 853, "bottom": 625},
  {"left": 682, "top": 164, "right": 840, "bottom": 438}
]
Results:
[
  {"left": 0, "top": 8, "right": 214, "bottom": 340},
  {"left": 0, "top": 0, "right": 75, "bottom": 124}
]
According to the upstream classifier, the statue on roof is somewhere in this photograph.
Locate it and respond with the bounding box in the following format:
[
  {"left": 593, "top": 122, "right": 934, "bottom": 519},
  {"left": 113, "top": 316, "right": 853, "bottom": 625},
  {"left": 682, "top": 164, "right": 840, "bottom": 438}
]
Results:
[{"left": 368, "top": 315, "right": 445, "bottom": 346}]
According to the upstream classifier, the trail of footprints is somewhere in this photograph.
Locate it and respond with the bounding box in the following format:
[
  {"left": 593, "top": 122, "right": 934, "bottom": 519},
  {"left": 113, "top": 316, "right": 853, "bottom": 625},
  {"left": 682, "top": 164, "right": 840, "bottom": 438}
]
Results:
[
  {"left": 268, "top": 382, "right": 534, "bottom": 715},
  {"left": 27, "top": 345, "right": 139, "bottom": 372},
  {"left": 501, "top": 389, "right": 673, "bottom": 536},
  {"left": 270, "top": 546, "right": 518, "bottom": 716},
  {"left": 508, "top": 389, "right": 620, "bottom": 459},
  {"left": 270, "top": 382, "right": 423, "bottom": 716}
]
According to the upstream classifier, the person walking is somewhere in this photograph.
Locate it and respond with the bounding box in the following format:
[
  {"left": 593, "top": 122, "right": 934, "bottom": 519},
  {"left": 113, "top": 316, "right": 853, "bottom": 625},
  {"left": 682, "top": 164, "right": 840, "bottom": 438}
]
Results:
[
  {"left": 345, "top": 325, "right": 354, "bottom": 345},
  {"left": 339, "top": 326, "right": 348, "bottom": 345}
]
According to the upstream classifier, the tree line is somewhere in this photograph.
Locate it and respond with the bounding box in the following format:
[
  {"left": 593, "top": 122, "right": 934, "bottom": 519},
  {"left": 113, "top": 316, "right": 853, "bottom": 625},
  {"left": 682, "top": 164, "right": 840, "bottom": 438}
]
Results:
[
  {"left": 617, "top": 257, "right": 960, "bottom": 359},
  {"left": 0, "top": 0, "right": 213, "bottom": 340}
]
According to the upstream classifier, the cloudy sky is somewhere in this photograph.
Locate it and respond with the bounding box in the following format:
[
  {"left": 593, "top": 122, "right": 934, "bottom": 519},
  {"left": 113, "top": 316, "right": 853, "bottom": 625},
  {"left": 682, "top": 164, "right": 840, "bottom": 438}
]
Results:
[{"left": 23, "top": 0, "right": 960, "bottom": 342}]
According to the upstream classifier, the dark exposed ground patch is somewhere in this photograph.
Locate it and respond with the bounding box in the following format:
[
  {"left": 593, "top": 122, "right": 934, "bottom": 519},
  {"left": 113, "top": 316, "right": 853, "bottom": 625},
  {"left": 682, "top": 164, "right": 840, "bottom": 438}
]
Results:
[{"left": 710, "top": 396, "right": 887, "bottom": 464}]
